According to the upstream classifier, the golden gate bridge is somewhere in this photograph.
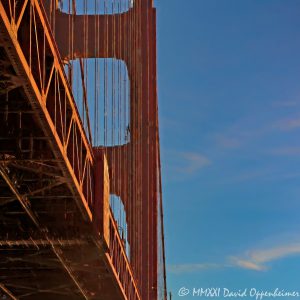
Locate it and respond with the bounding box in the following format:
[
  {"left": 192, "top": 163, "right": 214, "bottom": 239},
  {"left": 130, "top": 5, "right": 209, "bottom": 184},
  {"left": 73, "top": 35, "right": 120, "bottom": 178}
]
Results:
[{"left": 0, "top": 0, "right": 167, "bottom": 299}]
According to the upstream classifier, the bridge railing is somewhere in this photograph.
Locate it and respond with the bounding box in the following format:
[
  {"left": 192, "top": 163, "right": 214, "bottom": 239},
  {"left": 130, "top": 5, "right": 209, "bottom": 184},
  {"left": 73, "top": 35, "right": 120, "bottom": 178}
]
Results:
[
  {"left": 0, "top": 0, "right": 94, "bottom": 220},
  {"left": 106, "top": 209, "right": 141, "bottom": 300},
  {"left": 94, "top": 149, "right": 141, "bottom": 300}
]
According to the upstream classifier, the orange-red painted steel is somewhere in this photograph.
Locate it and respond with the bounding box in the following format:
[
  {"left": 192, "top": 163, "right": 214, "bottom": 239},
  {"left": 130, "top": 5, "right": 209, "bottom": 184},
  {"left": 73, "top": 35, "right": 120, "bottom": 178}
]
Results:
[{"left": 0, "top": 0, "right": 165, "bottom": 299}]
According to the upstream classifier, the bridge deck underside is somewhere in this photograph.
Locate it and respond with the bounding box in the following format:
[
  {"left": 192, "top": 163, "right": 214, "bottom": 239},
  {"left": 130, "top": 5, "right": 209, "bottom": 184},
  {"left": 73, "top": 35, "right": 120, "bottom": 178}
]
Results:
[{"left": 0, "top": 241, "right": 125, "bottom": 299}]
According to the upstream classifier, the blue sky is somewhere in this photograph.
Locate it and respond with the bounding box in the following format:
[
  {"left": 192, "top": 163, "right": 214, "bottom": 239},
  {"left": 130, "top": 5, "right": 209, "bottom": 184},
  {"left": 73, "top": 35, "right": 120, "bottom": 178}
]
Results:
[{"left": 156, "top": 0, "right": 300, "bottom": 298}]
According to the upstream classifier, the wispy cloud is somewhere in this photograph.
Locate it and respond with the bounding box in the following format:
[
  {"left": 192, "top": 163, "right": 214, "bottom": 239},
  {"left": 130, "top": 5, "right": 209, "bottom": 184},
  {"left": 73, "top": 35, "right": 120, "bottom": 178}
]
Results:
[
  {"left": 268, "top": 147, "right": 300, "bottom": 156},
  {"left": 180, "top": 152, "right": 211, "bottom": 174},
  {"left": 223, "top": 164, "right": 300, "bottom": 184},
  {"left": 250, "top": 244, "right": 300, "bottom": 263},
  {"left": 162, "top": 150, "right": 211, "bottom": 181},
  {"left": 230, "top": 258, "right": 266, "bottom": 271},
  {"left": 170, "top": 237, "right": 300, "bottom": 274},
  {"left": 273, "top": 100, "right": 300, "bottom": 108},
  {"left": 223, "top": 168, "right": 272, "bottom": 183},
  {"left": 231, "top": 258, "right": 266, "bottom": 271},
  {"left": 168, "top": 263, "right": 222, "bottom": 274},
  {"left": 274, "top": 118, "right": 300, "bottom": 131},
  {"left": 215, "top": 135, "right": 241, "bottom": 149},
  {"left": 212, "top": 115, "right": 273, "bottom": 152},
  {"left": 230, "top": 243, "right": 300, "bottom": 271}
]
